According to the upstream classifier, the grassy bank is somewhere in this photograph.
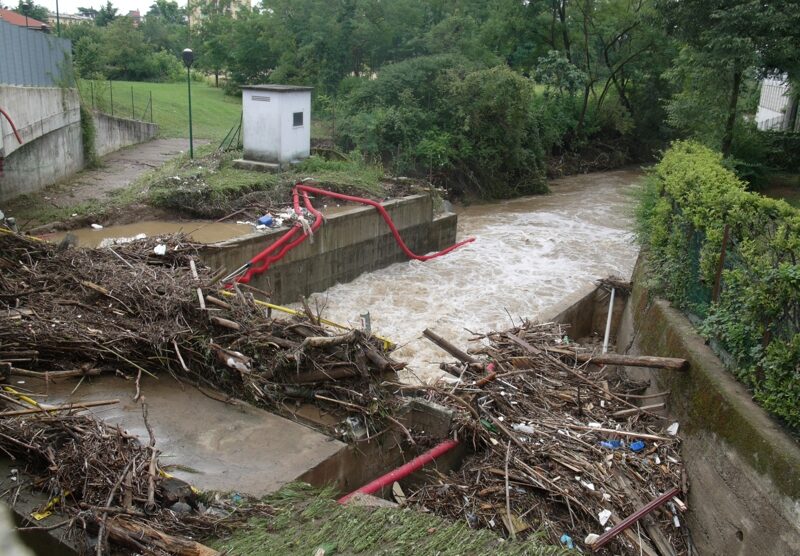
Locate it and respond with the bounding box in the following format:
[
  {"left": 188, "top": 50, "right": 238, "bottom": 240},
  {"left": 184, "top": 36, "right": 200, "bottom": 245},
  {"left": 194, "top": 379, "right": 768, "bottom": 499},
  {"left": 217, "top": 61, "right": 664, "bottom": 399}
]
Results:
[
  {"left": 211, "top": 484, "right": 565, "bottom": 556},
  {"left": 78, "top": 79, "right": 242, "bottom": 141}
]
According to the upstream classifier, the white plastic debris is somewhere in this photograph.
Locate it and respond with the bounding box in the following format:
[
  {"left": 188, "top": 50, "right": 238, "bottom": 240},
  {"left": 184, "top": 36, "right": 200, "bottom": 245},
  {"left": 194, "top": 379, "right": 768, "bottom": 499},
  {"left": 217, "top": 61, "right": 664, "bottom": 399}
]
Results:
[
  {"left": 598, "top": 509, "right": 612, "bottom": 526},
  {"left": 256, "top": 224, "right": 267, "bottom": 230},
  {"left": 134, "top": 233, "right": 147, "bottom": 240},
  {"left": 71, "top": 213, "right": 78, "bottom": 217},
  {"left": 585, "top": 533, "right": 600, "bottom": 545},
  {"left": 153, "top": 244, "right": 167, "bottom": 256},
  {"left": 587, "top": 422, "right": 602, "bottom": 428},
  {"left": 512, "top": 423, "right": 535, "bottom": 435},
  {"left": 666, "top": 422, "right": 679, "bottom": 435},
  {"left": 90, "top": 223, "right": 103, "bottom": 230},
  {"left": 602, "top": 492, "right": 611, "bottom": 501},
  {"left": 581, "top": 481, "right": 595, "bottom": 491}
]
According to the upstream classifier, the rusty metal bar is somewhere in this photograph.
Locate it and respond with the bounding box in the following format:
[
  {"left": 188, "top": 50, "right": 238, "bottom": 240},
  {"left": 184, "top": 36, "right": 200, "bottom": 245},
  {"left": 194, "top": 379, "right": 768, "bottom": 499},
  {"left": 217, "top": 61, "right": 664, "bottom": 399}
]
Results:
[{"left": 590, "top": 487, "right": 681, "bottom": 551}]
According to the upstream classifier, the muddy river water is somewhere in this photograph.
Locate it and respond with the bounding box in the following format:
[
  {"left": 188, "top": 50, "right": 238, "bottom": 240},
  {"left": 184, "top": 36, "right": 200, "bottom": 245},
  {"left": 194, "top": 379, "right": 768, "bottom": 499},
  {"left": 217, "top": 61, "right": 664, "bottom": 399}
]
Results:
[{"left": 304, "top": 169, "right": 643, "bottom": 383}]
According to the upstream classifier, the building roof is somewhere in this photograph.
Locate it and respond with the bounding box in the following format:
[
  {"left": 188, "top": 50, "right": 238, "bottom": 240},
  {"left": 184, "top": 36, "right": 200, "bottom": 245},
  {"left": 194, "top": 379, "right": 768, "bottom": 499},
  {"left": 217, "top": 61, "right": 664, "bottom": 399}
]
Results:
[
  {"left": 0, "top": 8, "right": 48, "bottom": 29},
  {"left": 243, "top": 84, "right": 314, "bottom": 92}
]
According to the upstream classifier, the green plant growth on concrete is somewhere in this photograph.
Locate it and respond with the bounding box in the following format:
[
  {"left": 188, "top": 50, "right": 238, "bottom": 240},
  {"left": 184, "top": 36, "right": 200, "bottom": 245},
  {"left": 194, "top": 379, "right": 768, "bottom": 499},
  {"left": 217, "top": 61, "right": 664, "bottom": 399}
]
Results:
[
  {"left": 147, "top": 151, "right": 387, "bottom": 218},
  {"left": 212, "top": 483, "right": 567, "bottom": 556},
  {"left": 637, "top": 141, "right": 800, "bottom": 429},
  {"left": 79, "top": 104, "right": 99, "bottom": 169},
  {"left": 77, "top": 79, "right": 242, "bottom": 140}
]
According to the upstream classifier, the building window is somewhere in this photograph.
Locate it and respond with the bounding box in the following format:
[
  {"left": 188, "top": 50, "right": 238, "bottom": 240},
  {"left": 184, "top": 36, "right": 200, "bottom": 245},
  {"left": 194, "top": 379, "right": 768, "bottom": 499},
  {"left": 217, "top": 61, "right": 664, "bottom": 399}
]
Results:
[{"left": 293, "top": 112, "right": 304, "bottom": 127}]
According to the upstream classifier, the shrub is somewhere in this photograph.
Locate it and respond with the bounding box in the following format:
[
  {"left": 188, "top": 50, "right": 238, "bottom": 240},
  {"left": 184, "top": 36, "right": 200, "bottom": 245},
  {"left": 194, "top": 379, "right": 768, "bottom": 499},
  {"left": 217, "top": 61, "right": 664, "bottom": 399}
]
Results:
[
  {"left": 338, "top": 56, "right": 550, "bottom": 198},
  {"left": 638, "top": 141, "right": 800, "bottom": 429}
]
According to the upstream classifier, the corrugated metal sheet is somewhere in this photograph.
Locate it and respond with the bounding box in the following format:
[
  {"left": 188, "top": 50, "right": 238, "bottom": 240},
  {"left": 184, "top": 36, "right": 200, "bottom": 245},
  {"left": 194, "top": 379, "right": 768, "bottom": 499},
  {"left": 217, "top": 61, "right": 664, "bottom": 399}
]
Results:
[{"left": 0, "top": 20, "right": 72, "bottom": 87}]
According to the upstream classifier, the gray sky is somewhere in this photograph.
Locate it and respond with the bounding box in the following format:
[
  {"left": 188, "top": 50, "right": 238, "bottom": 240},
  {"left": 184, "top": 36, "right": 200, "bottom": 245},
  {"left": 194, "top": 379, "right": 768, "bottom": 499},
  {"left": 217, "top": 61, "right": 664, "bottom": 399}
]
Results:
[{"left": 29, "top": 0, "right": 188, "bottom": 18}]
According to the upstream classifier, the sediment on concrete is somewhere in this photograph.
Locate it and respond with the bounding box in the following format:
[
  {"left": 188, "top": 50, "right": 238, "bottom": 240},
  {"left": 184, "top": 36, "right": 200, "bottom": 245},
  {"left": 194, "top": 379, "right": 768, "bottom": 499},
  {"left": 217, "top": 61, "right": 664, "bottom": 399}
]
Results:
[
  {"left": 616, "top": 253, "right": 800, "bottom": 555},
  {"left": 200, "top": 194, "right": 458, "bottom": 304}
]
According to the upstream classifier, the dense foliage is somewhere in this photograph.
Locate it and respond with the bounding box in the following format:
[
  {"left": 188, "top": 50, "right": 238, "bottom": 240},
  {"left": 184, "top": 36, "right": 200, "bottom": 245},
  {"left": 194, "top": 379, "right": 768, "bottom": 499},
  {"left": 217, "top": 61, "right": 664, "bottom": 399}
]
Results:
[
  {"left": 46, "top": 0, "right": 800, "bottom": 195},
  {"left": 638, "top": 142, "right": 800, "bottom": 429}
]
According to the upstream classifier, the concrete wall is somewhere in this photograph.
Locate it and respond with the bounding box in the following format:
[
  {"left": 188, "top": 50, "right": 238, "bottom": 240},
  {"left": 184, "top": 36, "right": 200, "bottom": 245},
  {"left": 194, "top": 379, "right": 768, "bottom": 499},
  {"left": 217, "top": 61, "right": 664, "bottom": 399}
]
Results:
[
  {"left": 616, "top": 254, "right": 800, "bottom": 555},
  {"left": 92, "top": 111, "right": 158, "bottom": 157},
  {"left": 540, "top": 281, "right": 627, "bottom": 344},
  {"left": 1, "top": 121, "right": 84, "bottom": 201},
  {"left": 0, "top": 85, "right": 80, "bottom": 159},
  {"left": 200, "top": 194, "right": 458, "bottom": 304}
]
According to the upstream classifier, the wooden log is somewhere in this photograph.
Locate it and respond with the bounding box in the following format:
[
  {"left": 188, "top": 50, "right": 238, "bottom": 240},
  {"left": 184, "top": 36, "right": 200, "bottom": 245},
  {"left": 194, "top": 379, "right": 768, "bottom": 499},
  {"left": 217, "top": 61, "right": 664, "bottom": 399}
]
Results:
[
  {"left": 301, "top": 329, "right": 360, "bottom": 350},
  {"left": 505, "top": 333, "right": 542, "bottom": 355},
  {"left": 611, "top": 403, "right": 666, "bottom": 417},
  {"left": 422, "top": 328, "right": 477, "bottom": 364},
  {"left": 0, "top": 362, "right": 9, "bottom": 383},
  {"left": 105, "top": 516, "right": 219, "bottom": 556},
  {"left": 286, "top": 366, "right": 360, "bottom": 384},
  {"left": 547, "top": 348, "right": 688, "bottom": 370},
  {"left": 205, "top": 295, "right": 231, "bottom": 309},
  {"left": 0, "top": 398, "right": 120, "bottom": 417},
  {"left": 10, "top": 366, "right": 104, "bottom": 380},
  {"left": 209, "top": 316, "right": 240, "bottom": 330}
]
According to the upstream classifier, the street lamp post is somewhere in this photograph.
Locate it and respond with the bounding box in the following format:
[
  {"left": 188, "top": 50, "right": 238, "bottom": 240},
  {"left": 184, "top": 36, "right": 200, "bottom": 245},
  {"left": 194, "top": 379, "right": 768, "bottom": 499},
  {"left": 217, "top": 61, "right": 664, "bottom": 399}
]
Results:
[{"left": 182, "top": 48, "right": 194, "bottom": 159}]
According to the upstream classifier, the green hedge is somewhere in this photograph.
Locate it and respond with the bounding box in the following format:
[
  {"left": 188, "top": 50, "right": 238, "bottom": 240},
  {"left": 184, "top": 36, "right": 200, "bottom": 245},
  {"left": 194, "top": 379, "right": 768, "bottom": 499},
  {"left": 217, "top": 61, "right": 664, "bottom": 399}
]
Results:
[{"left": 638, "top": 141, "right": 800, "bottom": 429}]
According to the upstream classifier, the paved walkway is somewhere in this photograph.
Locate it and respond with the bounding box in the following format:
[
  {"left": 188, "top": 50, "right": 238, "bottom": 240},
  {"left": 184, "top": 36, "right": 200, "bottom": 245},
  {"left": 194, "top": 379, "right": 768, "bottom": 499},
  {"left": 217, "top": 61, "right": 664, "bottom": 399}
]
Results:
[{"left": 47, "top": 138, "right": 207, "bottom": 207}]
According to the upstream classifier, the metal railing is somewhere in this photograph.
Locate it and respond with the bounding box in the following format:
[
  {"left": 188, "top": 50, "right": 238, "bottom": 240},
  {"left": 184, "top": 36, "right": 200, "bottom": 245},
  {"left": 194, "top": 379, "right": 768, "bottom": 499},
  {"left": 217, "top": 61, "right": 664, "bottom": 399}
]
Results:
[{"left": 77, "top": 80, "right": 154, "bottom": 123}]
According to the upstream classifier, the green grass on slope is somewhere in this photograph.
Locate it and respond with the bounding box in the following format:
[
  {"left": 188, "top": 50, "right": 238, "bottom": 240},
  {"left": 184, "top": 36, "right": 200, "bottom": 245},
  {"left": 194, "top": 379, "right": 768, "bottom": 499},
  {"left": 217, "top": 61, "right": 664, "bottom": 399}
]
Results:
[
  {"left": 78, "top": 79, "right": 242, "bottom": 141},
  {"left": 212, "top": 484, "right": 569, "bottom": 556}
]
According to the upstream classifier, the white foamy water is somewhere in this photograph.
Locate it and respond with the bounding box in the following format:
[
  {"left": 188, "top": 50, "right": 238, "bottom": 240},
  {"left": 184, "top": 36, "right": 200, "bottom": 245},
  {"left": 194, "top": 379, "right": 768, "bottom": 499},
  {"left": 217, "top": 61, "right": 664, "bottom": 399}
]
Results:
[{"left": 305, "top": 169, "right": 643, "bottom": 383}]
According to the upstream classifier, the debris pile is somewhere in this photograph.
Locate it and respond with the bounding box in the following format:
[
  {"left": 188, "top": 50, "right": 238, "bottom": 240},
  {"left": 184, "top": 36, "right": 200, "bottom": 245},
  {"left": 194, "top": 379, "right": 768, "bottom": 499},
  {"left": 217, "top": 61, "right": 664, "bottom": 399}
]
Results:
[
  {"left": 409, "top": 322, "right": 688, "bottom": 555},
  {"left": 0, "top": 410, "right": 273, "bottom": 555},
  {"left": 0, "top": 227, "right": 403, "bottom": 426}
]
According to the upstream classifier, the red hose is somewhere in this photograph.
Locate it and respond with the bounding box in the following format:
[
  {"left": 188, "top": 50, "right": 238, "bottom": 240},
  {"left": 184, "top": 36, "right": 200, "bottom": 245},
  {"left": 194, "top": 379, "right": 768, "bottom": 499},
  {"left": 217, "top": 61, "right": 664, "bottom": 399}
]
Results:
[
  {"left": 0, "top": 107, "right": 24, "bottom": 144},
  {"left": 337, "top": 439, "right": 460, "bottom": 504},
  {"left": 231, "top": 182, "right": 474, "bottom": 285}
]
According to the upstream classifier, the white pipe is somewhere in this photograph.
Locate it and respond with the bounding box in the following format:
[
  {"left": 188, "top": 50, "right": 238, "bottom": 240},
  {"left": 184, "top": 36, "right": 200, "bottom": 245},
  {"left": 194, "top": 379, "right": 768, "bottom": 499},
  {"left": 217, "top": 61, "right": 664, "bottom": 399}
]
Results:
[{"left": 602, "top": 287, "right": 615, "bottom": 354}]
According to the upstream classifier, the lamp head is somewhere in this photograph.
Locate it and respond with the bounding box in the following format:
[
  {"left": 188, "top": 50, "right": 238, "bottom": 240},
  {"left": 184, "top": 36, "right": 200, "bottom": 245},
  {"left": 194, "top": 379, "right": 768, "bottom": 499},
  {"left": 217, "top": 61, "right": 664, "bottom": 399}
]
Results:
[{"left": 182, "top": 48, "right": 194, "bottom": 68}]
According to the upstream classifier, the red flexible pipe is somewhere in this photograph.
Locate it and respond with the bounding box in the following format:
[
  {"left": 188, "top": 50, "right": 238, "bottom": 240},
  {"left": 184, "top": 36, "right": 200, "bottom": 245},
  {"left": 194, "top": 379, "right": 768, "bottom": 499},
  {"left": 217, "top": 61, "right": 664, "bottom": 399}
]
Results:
[
  {"left": 296, "top": 184, "right": 475, "bottom": 261},
  {"left": 231, "top": 182, "right": 474, "bottom": 285},
  {"left": 337, "top": 439, "right": 460, "bottom": 504},
  {"left": 0, "top": 107, "right": 24, "bottom": 144}
]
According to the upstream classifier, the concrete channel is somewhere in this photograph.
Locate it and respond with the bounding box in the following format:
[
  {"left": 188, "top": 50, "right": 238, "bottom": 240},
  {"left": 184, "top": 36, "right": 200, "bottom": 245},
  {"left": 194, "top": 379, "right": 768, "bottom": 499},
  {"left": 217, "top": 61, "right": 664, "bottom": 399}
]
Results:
[{"left": 6, "top": 172, "right": 798, "bottom": 554}]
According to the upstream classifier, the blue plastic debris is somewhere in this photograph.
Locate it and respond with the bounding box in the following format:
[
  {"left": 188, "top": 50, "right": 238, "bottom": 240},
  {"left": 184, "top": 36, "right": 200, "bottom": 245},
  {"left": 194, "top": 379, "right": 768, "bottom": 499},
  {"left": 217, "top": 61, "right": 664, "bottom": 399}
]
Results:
[
  {"left": 560, "top": 533, "right": 574, "bottom": 549},
  {"left": 600, "top": 440, "right": 624, "bottom": 449},
  {"left": 257, "top": 214, "right": 274, "bottom": 227},
  {"left": 630, "top": 440, "right": 646, "bottom": 452}
]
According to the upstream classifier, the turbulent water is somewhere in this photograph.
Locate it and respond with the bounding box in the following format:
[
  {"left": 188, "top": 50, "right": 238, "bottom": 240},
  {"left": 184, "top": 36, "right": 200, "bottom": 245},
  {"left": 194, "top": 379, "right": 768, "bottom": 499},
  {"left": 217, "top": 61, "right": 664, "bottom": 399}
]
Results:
[{"left": 304, "top": 169, "right": 644, "bottom": 383}]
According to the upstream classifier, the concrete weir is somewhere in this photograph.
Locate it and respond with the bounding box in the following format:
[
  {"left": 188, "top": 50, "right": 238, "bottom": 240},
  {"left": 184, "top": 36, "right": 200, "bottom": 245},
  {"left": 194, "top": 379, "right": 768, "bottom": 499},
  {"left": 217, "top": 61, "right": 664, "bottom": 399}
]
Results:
[{"left": 200, "top": 193, "right": 458, "bottom": 304}]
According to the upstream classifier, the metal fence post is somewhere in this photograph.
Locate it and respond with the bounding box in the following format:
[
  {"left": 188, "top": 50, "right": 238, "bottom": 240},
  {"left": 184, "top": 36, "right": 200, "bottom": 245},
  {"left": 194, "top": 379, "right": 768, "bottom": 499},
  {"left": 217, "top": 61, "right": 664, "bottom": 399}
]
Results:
[
  {"left": 150, "top": 91, "right": 153, "bottom": 123},
  {"left": 90, "top": 80, "right": 95, "bottom": 109},
  {"left": 131, "top": 86, "right": 135, "bottom": 119},
  {"left": 109, "top": 80, "right": 114, "bottom": 117}
]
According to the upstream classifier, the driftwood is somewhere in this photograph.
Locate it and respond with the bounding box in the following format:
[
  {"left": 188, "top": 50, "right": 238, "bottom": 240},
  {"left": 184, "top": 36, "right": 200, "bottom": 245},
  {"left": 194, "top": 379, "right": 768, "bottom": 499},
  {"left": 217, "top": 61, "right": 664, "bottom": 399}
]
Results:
[
  {"left": 0, "top": 399, "right": 120, "bottom": 417},
  {"left": 423, "top": 328, "right": 477, "bottom": 364},
  {"left": 286, "top": 366, "right": 360, "bottom": 384},
  {"left": 105, "top": 516, "right": 220, "bottom": 556},
  {"left": 546, "top": 348, "right": 688, "bottom": 370},
  {"left": 301, "top": 329, "right": 361, "bottom": 349}
]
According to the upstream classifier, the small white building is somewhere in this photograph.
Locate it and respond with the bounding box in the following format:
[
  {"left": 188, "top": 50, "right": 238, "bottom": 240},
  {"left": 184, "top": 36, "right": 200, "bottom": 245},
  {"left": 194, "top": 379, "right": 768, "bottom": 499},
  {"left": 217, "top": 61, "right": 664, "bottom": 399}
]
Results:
[{"left": 241, "top": 84, "right": 313, "bottom": 168}]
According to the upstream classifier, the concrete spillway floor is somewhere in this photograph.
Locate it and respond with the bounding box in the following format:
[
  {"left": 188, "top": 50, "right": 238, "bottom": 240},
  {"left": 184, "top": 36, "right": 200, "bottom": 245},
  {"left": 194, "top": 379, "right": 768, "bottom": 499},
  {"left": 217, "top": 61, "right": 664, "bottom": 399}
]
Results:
[{"left": 29, "top": 375, "right": 345, "bottom": 496}]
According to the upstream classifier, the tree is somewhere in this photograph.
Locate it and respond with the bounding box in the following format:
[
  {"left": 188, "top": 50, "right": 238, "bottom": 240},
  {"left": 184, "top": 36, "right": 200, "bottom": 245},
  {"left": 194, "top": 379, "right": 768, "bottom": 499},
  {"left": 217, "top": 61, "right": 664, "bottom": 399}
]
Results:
[
  {"left": 658, "top": 0, "right": 800, "bottom": 156},
  {"left": 146, "top": 0, "right": 185, "bottom": 25},
  {"left": 192, "top": 0, "right": 233, "bottom": 86},
  {"left": 16, "top": 0, "right": 49, "bottom": 23},
  {"left": 95, "top": 1, "right": 118, "bottom": 27},
  {"left": 77, "top": 6, "right": 98, "bottom": 18}
]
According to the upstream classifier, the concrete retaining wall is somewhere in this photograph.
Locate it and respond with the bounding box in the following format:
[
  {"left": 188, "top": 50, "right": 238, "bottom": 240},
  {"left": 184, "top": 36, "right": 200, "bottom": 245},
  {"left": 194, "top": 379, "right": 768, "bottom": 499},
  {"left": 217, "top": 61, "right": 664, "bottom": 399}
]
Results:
[
  {"left": 1, "top": 121, "right": 84, "bottom": 201},
  {"left": 92, "top": 112, "right": 158, "bottom": 157},
  {"left": 201, "top": 194, "right": 458, "bottom": 304},
  {"left": 0, "top": 86, "right": 81, "bottom": 159},
  {"left": 616, "top": 254, "right": 800, "bottom": 555}
]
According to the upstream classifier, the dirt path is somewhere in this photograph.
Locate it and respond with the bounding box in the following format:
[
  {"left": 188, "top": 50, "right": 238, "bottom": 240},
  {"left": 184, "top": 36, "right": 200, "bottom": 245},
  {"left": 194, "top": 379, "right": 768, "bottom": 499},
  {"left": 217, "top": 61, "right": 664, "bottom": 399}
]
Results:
[{"left": 47, "top": 138, "right": 208, "bottom": 206}]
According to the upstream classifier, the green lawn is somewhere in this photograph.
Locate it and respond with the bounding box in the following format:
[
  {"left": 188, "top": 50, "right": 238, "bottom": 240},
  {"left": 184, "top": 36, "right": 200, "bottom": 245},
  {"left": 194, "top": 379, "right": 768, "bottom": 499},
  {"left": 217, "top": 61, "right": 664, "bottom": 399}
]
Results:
[{"left": 78, "top": 79, "right": 242, "bottom": 141}]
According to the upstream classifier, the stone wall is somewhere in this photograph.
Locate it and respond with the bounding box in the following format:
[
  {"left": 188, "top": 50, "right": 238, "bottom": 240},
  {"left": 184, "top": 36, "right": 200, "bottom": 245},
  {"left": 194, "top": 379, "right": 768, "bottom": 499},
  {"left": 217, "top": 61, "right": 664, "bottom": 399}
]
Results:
[
  {"left": 616, "top": 254, "right": 800, "bottom": 555},
  {"left": 200, "top": 194, "right": 458, "bottom": 304}
]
